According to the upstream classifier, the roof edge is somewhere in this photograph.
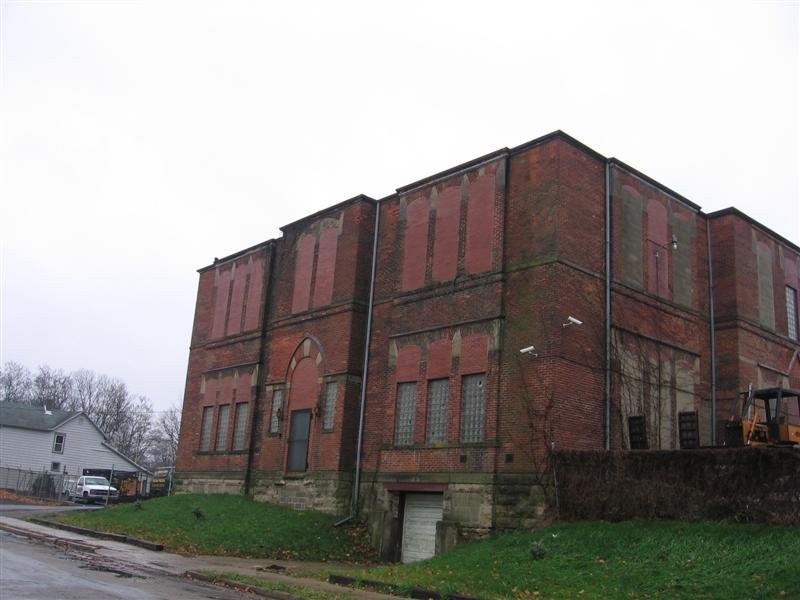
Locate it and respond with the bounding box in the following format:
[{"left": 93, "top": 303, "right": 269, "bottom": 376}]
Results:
[
  {"left": 279, "top": 194, "right": 377, "bottom": 233},
  {"left": 395, "top": 148, "right": 510, "bottom": 195},
  {"left": 510, "top": 129, "right": 608, "bottom": 163},
  {"left": 609, "top": 158, "right": 702, "bottom": 212},
  {"left": 197, "top": 240, "right": 275, "bottom": 273},
  {"left": 707, "top": 207, "right": 800, "bottom": 254}
]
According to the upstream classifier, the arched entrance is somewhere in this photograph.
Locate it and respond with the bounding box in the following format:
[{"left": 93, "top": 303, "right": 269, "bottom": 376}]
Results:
[{"left": 284, "top": 338, "right": 323, "bottom": 473}]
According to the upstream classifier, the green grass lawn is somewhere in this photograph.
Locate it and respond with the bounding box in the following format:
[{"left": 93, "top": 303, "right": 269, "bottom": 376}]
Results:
[
  {"left": 50, "top": 494, "right": 375, "bottom": 562},
  {"left": 345, "top": 521, "right": 800, "bottom": 599},
  {"left": 50, "top": 496, "right": 800, "bottom": 599}
]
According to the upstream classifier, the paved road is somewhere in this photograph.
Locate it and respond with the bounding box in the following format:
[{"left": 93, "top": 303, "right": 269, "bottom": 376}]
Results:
[
  {"left": 0, "top": 530, "right": 252, "bottom": 600},
  {"left": 0, "top": 508, "right": 398, "bottom": 600}
]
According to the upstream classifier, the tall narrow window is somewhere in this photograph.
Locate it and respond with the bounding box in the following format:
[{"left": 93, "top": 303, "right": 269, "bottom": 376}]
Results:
[
  {"left": 426, "top": 379, "right": 449, "bottom": 443},
  {"left": 460, "top": 374, "right": 485, "bottom": 443},
  {"left": 395, "top": 382, "right": 417, "bottom": 446},
  {"left": 52, "top": 433, "right": 65, "bottom": 454},
  {"left": 200, "top": 406, "right": 214, "bottom": 451},
  {"left": 323, "top": 381, "right": 337, "bottom": 431},
  {"left": 232, "top": 403, "right": 249, "bottom": 450},
  {"left": 270, "top": 389, "right": 283, "bottom": 434},
  {"left": 216, "top": 404, "right": 230, "bottom": 450},
  {"left": 787, "top": 286, "right": 798, "bottom": 341}
]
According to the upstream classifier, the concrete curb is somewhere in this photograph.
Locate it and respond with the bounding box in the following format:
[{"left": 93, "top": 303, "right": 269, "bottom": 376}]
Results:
[
  {"left": 29, "top": 518, "right": 164, "bottom": 551},
  {"left": 186, "top": 571, "right": 303, "bottom": 600},
  {"left": 0, "top": 521, "right": 99, "bottom": 554}
]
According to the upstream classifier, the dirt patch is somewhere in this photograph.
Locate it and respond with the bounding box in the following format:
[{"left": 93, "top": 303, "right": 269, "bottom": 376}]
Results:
[{"left": 0, "top": 489, "right": 64, "bottom": 506}]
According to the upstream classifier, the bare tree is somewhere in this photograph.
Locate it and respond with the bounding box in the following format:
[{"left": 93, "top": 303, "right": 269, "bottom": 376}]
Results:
[
  {"left": 1, "top": 361, "right": 158, "bottom": 464},
  {"left": 32, "top": 365, "right": 73, "bottom": 409},
  {"left": 0, "top": 361, "right": 33, "bottom": 403},
  {"left": 70, "top": 369, "right": 104, "bottom": 415},
  {"left": 91, "top": 376, "right": 131, "bottom": 438},
  {"left": 148, "top": 406, "right": 181, "bottom": 467},
  {"left": 111, "top": 395, "right": 154, "bottom": 465}
]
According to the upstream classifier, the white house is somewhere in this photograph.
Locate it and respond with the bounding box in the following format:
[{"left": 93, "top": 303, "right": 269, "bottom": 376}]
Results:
[{"left": 0, "top": 401, "right": 148, "bottom": 481}]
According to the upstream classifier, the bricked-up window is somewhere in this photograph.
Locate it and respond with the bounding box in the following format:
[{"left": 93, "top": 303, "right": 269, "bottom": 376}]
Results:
[
  {"left": 426, "top": 379, "right": 449, "bottom": 444},
  {"left": 395, "top": 382, "right": 417, "bottom": 446},
  {"left": 460, "top": 374, "right": 485, "bottom": 443},
  {"left": 200, "top": 406, "right": 214, "bottom": 451},
  {"left": 323, "top": 381, "right": 336, "bottom": 431},
  {"left": 232, "top": 403, "right": 249, "bottom": 450},
  {"left": 269, "top": 389, "right": 283, "bottom": 434},
  {"left": 216, "top": 404, "right": 230, "bottom": 450},
  {"left": 787, "top": 286, "right": 798, "bottom": 341}
]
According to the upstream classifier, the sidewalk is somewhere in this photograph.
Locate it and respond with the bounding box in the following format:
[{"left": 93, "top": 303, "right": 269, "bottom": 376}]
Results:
[{"left": 0, "top": 515, "right": 399, "bottom": 599}]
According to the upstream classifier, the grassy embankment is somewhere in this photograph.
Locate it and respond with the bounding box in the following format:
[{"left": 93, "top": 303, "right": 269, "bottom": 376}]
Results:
[
  {"left": 342, "top": 520, "right": 800, "bottom": 599},
  {"left": 51, "top": 493, "right": 374, "bottom": 562},
  {"left": 52, "top": 495, "right": 800, "bottom": 599}
]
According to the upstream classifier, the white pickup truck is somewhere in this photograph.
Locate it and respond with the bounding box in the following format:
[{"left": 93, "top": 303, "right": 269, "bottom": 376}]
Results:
[{"left": 66, "top": 476, "right": 119, "bottom": 503}]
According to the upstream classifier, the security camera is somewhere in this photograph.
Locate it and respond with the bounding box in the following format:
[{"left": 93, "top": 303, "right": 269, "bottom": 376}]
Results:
[
  {"left": 562, "top": 316, "right": 583, "bottom": 327},
  {"left": 519, "top": 345, "right": 538, "bottom": 356}
]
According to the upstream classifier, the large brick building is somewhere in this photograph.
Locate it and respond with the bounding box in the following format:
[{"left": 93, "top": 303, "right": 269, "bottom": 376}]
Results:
[{"left": 175, "top": 131, "right": 800, "bottom": 561}]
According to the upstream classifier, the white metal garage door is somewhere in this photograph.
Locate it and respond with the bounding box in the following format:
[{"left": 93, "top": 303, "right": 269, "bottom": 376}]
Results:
[{"left": 401, "top": 493, "right": 443, "bottom": 563}]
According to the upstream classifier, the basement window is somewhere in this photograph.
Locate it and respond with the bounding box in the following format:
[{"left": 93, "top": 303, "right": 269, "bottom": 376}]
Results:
[
  {"left": 52, "top": 432, "right": 65, "bottom": 454},
  {"left": 50, "top": 462, "right": 61, "bottom": 472},
  {"left": 628, "top": 416, "right": 648, "bottom": 450},
  {"left": 678, "top": 411, "right": 700, "bottom": 449}
]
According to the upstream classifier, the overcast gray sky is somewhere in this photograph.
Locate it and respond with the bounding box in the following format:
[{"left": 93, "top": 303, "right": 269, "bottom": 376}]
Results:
[{"left": 1, "top": 0, "right": 798, "bottom": 414}]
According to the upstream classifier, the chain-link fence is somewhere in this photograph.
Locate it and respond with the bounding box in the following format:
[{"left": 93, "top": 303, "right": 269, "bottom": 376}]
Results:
[{"left": 0, "top": 466, "right": 68, "bottom": 502}]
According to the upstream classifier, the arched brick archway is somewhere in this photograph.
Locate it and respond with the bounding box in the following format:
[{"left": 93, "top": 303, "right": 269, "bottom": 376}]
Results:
[{"left": 283, "top": 338, "right": 324, "bottom": 472}]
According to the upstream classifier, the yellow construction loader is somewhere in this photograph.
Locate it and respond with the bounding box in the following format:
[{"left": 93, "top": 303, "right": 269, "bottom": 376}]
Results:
[{"left": 730, "top": 386, "right": 800, "bottom": 447}]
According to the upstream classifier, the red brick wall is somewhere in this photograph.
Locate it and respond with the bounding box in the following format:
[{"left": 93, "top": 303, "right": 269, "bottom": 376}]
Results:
[
  {"left": 360, "top": 156, "right": 506, "bottom": 478},
  {"left": 710, "top": 211, "right": 800, "bottom": 434},
  {"left": 465, "top": 172, "right": 495, "bottom": 275},
  {"left": 177, "top": 133, "right": 799, "bottom": 514},
  {"left": 291, "top": 234, "right": 315, "bottom": 313},
  {"left": 312, "top": 225, "right": 338, "bottom": 308},
  {"left": 432, "top": 185, "right": 459, "bottom": 282},
  {"left": 177, "top": 244, "right": 272, "bottom": 475}
]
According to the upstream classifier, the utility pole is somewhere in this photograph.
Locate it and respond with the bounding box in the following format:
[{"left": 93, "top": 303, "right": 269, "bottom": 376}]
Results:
[{"left": 105, "top": 464, "right": 115, "bottom": 508}]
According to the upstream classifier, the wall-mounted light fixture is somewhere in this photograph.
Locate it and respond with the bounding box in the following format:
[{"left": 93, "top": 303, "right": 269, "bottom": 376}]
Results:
[{"left": 651, "top": 235, "right": 679, "bottom": 258}]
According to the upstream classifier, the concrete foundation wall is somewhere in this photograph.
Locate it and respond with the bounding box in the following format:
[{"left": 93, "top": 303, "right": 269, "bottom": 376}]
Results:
[
  {"left": 174, "top": 471, "right": 246, "bottom": 495},
  {"left": 357, "top": 472, "right": 549, "bottom": 561},
  {"left": 251, "top": 470, "right": 352, "bottom": 514}
]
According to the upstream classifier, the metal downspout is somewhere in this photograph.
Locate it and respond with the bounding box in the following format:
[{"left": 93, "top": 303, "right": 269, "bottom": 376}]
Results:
[
  {"left": 244, "top": 242, "right": 275, "bottom": 496},
  {"left": 336, "top": 200, "right": 380, "bottom": 526},
  {"left": 604, "top": 160, "right": 612, "bottom": 450},
  {"left": 706, "top": 222, "right": 717, "bottom": 445}
]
